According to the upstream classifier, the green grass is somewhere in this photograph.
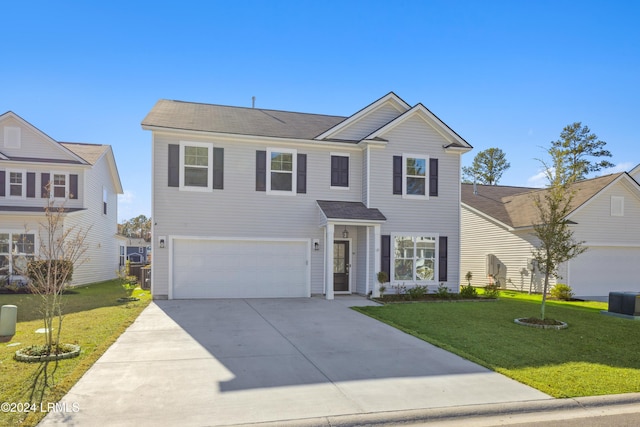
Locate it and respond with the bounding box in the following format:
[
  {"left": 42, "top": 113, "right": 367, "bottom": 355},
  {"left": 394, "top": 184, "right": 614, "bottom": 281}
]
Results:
[
  {"left": 0, "top": 280, "right": 151, "bottom": 427},
  {"left": 355, "top": 291, "right": 640, "bottom": 398}
]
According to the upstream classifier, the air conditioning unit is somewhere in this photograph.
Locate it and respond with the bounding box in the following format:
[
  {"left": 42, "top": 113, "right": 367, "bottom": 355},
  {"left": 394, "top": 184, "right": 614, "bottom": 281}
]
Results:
[{"left": 608, "top": 292, "right": 640, "bottom": 316}]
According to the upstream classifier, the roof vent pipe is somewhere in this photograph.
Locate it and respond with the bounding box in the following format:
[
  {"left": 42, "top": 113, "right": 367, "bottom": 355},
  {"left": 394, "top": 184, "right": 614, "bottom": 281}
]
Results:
[
  {"left": 252, "top": 96, "right": 255, "bottom": 108},
  {"left": 473, "top": 179, "right": 478, "bottom": 195}
]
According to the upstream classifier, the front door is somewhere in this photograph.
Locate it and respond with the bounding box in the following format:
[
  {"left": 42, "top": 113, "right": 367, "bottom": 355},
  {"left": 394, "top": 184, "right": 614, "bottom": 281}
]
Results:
[{"left": 333, "top": 241, "right": 350, "bottom": 292}]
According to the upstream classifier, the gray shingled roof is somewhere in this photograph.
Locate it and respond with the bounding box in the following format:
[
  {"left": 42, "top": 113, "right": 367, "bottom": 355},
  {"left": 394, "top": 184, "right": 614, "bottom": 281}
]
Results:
[
  {"left": 317, "top": 200, "right": 386, "bottom": 222},
  {"left": 462, "top": 173, "right": 623, "bottom": 228},
  {"left": 60, "top": 143, "right": 109, "bottom": 165},
  {"left": 142, "top": 99, "right": 348, "bottom": 140}
]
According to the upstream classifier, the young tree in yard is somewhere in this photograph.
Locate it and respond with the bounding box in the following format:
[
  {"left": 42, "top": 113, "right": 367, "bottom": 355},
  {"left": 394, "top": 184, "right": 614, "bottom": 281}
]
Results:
[
  {"left": 462, "top": 147, "right": 511, "bottom": 185},
  {"left": 531, "top": 146, "right": 586, "bottom": 320},
  {"left": 18, "top": 194, "right": 89, "bottom": 400},
  {"left": 552, "top": 122, "right": 614, "bottom": 180}
]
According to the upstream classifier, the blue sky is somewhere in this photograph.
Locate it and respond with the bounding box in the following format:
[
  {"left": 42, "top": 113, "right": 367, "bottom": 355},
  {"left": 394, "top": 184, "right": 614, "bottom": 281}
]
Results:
[{"left": 2, "top": 1, "right": 638, "bottom": 222}]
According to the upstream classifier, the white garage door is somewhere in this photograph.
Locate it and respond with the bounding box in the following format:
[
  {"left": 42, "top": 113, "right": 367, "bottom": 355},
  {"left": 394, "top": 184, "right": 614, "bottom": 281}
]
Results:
[
  {"left": 171, "top": 238, "right": 310, "bottom": 299},
  {"left": 569, "top": 247, "right": 640, "bottom": 298}
]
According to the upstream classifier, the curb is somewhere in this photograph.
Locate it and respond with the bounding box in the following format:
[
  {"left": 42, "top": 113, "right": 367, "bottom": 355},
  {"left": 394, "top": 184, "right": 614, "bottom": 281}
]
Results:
[{"left": 236, "top": 393, "right": 640, "bottom": 427}]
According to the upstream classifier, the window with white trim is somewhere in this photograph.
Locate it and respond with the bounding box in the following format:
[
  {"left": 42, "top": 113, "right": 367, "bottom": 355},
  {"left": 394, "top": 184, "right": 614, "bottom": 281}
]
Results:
[
  {"left": 8, "top": 170, "right": 25, "bottom": 198},
  {"left": 52, "top": 173, "right": 67, "bottom": 198},
  {"left": 392, "top": 235, "right": 436, "bottom": 281},
  {"left": 267, "top": 148, "right": 296, "bottom": 194},
  {"left": 119, "top": 245, "right": 125, "bottom": 267},
  {"left": 103, "top": 186, "right": 108, "bottom": 215},
  {"left": 403, "top": 155, "right": 427, "bottom": 197},
  {"left": 0, "top": 232, "right": 36, "bottom": 277},
  {"left": 180, "top": 142, "right": 213, "bottom": 191}
]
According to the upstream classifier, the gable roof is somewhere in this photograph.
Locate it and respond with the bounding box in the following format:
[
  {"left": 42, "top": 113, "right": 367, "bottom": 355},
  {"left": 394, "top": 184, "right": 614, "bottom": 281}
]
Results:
[
  {"left": 364, "top": 103, "right": 472, "bottom": 149},
  {"left": 141, "top": 99, "right": 347, "bottom": 140},
  {"left": 314, "top": 92, "right": 410, "bottom": 141},
  {"left": 0, "top": 111, "right": 89, "bottom": 165},
  {"left": 462, "top": 173, "right": 628, "bottom": 229}
]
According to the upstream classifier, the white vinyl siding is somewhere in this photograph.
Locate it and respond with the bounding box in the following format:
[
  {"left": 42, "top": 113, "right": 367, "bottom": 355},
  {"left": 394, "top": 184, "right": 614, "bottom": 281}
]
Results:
[
  {"left": 368, "top": 115, "right": 461, "bottom": 288},
  {"left": 4, "top": 126, "right": 20, "bottom": 148},
  {"left": 329, "top": 103, "right": 404, "bottom": 141},
  {"left": 152, "top": 132, "right": 364, "bottom": 297},
  {"left": 461, "top": 206, "right": 549, "bottom": 292},
  {"left": 0, "top": 116, "right": 79, "bottom": 160}
]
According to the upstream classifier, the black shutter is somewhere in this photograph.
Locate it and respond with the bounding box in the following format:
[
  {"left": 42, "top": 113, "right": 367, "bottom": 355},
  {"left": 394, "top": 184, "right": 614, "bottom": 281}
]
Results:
[
  {"left": 70, "top": 174, "right": 78, "bottom": 199},
  {"left": 393, "top": 156, "right": 402, "bottom": 194},
  {"left": 256, "top": 150, "right": 266, "bottom": 191},
  {"left": 27, "top": 172, "right": 36, "bottom": 198},
  {"left": 41, "top": 173, "right": 50, "bottom": 198},
  {"left": 297, "top": 153, "right": 307, "bottom": 194},
  {"left": 213, "top": 147, "right": 224, "bottom": 190},
  {"left": 429, "top": 158, "right": 439, "bottom": 197},
  {"left": 168, "top": 144, "right": 179, "bottom": 187},
  {"left": 439, "top": 236, "right": 448, "bottom": 282},
  {"left": 381, "top": 235, "right": 391, "bottom": 280},
  {"left": 0, "top": 171, "right": 5, "bottom": 197},
  {"left": 330, "top": 156, "right": 340, "bottom": 186}
]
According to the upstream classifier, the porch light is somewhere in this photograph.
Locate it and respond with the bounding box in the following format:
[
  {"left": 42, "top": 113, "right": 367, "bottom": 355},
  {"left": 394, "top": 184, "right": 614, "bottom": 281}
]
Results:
[{"left": 342, "top": 227, "right": 349, "bottom": 239}]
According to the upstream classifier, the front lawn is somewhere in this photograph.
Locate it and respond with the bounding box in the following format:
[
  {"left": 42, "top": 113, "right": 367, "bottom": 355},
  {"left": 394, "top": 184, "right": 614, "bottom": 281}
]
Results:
[
  {"left": 355, "top": 291, "right": 640, "bottom": 398},
  {"left": 0, "top": 279, "right": 151, "bottom": 427}
]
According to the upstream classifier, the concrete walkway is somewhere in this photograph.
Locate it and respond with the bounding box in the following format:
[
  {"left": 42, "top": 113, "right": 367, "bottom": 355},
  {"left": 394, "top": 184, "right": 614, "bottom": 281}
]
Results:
[{"left": 40, "top": 296, "right": 550, "bottom": 426}]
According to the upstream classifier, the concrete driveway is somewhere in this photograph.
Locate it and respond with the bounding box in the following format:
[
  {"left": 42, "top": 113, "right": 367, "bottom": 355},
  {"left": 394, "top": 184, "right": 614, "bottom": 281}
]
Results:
[{"left": 40, "top": 297, "right": 549, "bottom": 426}]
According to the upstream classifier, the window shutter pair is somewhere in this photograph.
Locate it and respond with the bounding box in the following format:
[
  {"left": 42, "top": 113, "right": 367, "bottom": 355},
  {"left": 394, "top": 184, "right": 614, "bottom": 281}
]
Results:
[
  {"left": 380, "top": 235, "right": 448, "bottom": 282},
  {"left": 256, "top": 150, "right": 307, "bottom": 193},
  {"left": 39, "top": 173, "right": 78, "bottom": 199},
  {"left": 167, "top": 144, "right": 224, "bottom": 189},
  {"left": 331, "top": 155, "right": 349, "bottom": 187},
  {"left": 392, "top": 156, "right": 438, "bottom": 196}
]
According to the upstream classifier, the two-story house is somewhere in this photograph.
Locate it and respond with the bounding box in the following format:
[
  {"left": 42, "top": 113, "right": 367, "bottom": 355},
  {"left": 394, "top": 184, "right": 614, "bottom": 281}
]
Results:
[
  {"left": 0, "top": 111, "right": 123, "bottom": 287},
  {"left": 142, "top": 93, "right": 472, "bottom": 299}
]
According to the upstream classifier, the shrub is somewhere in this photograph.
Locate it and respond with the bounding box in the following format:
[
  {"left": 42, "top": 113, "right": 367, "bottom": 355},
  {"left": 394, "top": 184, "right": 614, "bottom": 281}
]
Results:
[
  {"left": 406, "top": 285, "right": 428, "bottom": 300},
  {"left": 392, "top": 283, "right": 407, "bottom": 295},
  {"left": 550, "top": 283, "right": 574, "bottom": 301},
  {"left": 26, "top": 260, "right": 74, "bottom": 293},
  {"left": 460, "top": 284, "right": 478, "bottom": 299},
  {"left": 483, "top": 283, "right": 500, "bottom": 299},
  {"left": 434, "top": 283, "right": 451, "bottom": 298}
]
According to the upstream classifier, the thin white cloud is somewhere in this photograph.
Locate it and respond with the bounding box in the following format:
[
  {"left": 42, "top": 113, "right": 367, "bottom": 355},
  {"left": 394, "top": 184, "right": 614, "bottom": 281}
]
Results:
[
  {"left": 602, "top": 162, "right": 634, "bottom": 174},
  {"left": 118, "top": 190, "right": 135, "bottom": 205},
  {"left": 526, "top": 169, "right": 549, "bottom": 188}
]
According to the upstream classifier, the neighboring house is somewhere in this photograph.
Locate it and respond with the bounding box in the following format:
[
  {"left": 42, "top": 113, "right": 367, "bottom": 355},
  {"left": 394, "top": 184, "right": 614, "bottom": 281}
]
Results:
[
  {"left": 142, "top": 92, "right": 472, "bottom": 299},
  {"left": 124, "top": 237, "right": 150, "bottom": 264},
  {"left": 0, "top": 111, "right": 123, "bottom": 287},
  {"left": 461, "top": 173, "right": 640, "bottom": 301}
]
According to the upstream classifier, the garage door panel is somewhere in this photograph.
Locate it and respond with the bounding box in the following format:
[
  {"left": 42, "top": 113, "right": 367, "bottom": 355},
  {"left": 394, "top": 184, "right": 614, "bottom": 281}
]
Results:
[{"left": 172, "top": 239, "right": 309, "bottom": 299}]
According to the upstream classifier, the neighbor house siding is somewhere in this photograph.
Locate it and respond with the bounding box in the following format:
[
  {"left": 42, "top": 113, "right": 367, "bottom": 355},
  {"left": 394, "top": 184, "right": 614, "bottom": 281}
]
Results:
[
  {"left": 461, "top": 206, "right": 549, "bottom": 292},
  {"left": 152, "top": 131, "right": 365, "bottom": 297},
  {"left": 62, "top": 153, "right": 119, "bottom": 285},
  {"left": 0, "top": 116, "right": 75, "bottom": 161},
  {"left": 368, "top": 115, "right": 462, "bottom": 289}
]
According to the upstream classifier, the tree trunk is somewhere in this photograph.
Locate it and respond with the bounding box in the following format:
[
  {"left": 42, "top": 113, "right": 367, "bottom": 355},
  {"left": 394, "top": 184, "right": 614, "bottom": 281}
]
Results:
[{"left": 541, "top": 272, "right": 549, "bottom": 320}]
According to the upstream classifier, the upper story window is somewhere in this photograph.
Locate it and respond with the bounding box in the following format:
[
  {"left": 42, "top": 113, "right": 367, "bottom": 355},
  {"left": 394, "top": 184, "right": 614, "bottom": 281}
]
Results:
[
  {"left": 103, "top": 187, "right": 108, "bottom": 215},
  {"left": 52, "top": 173, "right": 67, "bottom": 198},
  {"left": 393, "top": 155, "right": 438, "bottom": 198},
  {"left": 168, "top": 143, "right": 223, "bottom": 191},
  {"left": 9, "top": 171, "right": 25, "bottom": 197},
  {"left": 179, "top": 142, "right": 213, "bottom": 191},
  {"left": 267, "top": 148, "right": 297, "bottom": 194},
  {"left": 404, "top": 155, "right": 426, "bottom": 196},
  {"left": 330, "top": 154, "right": 349, "bottom": 189}
]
